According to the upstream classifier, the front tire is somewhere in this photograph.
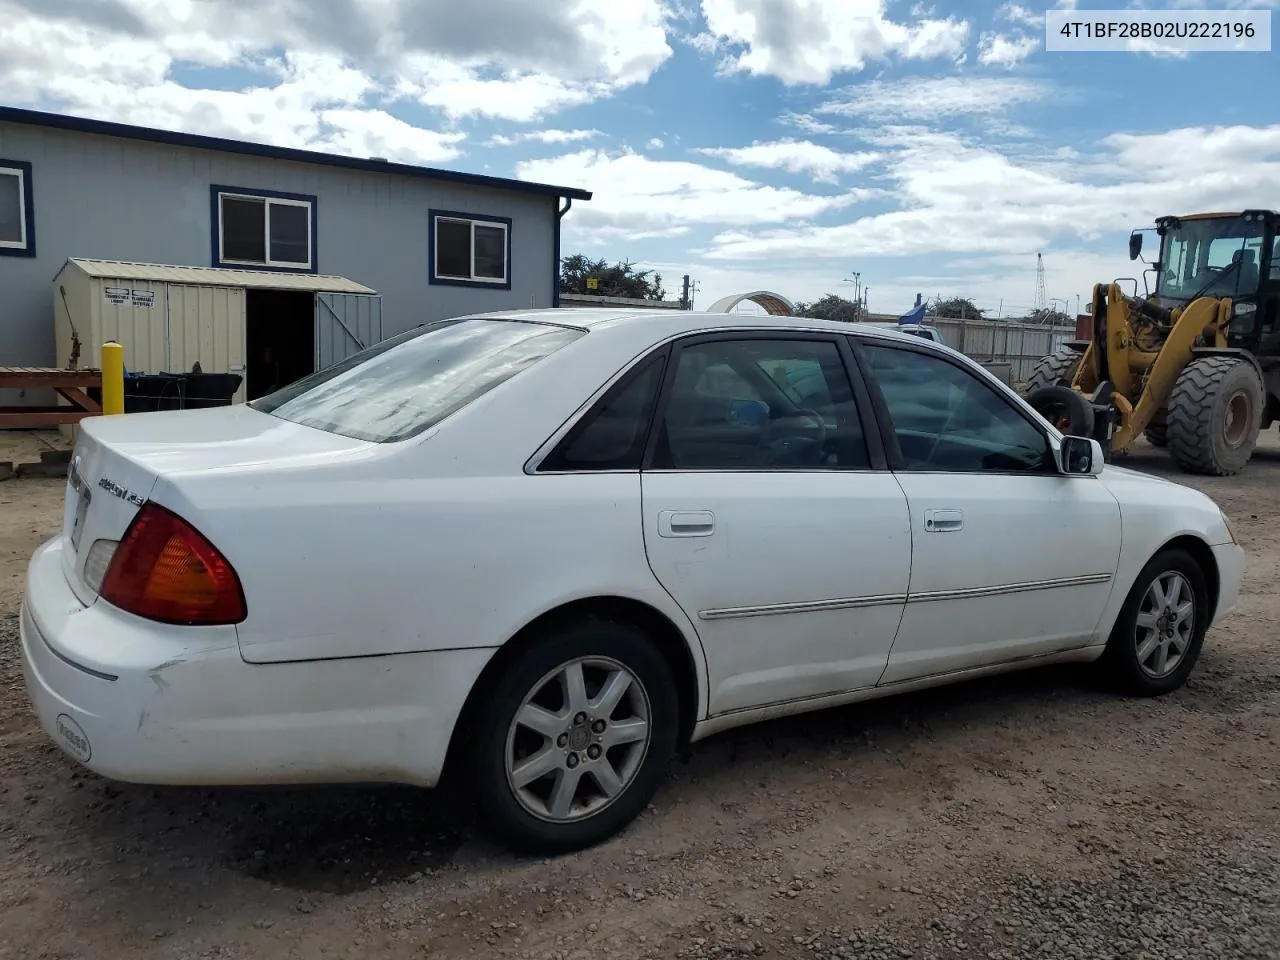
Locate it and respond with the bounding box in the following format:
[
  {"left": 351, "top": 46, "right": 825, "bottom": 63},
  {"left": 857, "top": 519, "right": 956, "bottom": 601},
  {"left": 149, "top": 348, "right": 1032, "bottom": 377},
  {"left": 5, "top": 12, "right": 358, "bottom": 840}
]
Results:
[
  {"left": 1100, "top": 548, "right": 1209, "bottom": 696},
  {"left": 467, "top": 616, "right": 678, "bottom": 855},
  {"left": 1167, "top": 356, "right": 1263, "bottom": 475}
]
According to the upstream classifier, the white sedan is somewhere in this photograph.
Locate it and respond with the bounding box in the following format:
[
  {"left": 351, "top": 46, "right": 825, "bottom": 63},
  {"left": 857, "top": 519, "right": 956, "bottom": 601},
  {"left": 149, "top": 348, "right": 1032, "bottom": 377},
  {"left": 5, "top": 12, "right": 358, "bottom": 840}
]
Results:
[{"left": 21, "top": 309, "right": 1244, "bottom": 854}]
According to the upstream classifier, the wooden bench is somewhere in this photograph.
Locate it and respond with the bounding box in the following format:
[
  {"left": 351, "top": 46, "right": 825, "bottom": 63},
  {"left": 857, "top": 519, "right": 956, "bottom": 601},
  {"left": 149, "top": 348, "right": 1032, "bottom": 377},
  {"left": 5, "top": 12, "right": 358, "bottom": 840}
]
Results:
[{"left": 0, "top": 367, "right": 103, "bottom": 428}]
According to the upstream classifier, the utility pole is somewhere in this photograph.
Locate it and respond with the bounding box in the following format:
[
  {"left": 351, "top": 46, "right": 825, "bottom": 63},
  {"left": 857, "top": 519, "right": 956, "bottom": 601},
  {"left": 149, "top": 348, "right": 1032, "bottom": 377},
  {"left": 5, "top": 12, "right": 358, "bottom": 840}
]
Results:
[{"left": 680, "top": 274, "right": 691, "bottom": 310}]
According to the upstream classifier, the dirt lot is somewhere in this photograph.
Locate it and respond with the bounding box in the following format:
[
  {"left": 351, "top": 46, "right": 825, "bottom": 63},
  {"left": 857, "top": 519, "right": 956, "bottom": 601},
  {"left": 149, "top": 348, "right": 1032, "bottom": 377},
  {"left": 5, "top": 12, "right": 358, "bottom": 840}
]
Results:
[{"left": 3, "top": 439, "right": 1280, "bottom": 960}]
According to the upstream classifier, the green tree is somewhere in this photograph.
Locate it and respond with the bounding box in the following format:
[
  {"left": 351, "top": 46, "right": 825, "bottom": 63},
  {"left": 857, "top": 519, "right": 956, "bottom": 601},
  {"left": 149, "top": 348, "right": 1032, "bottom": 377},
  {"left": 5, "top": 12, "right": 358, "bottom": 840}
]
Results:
[
  {"left": 1026, "top": 307, "right": 1072, "bottom": 325},
  {"left": 792, "top": 294, "right": 861, "bottom": 323},
  {"left": 559, "top": 254, "right": 666, "bottom": 300},
  {"left": 928, "top": 296, "right": 984, "bottom": 320}
]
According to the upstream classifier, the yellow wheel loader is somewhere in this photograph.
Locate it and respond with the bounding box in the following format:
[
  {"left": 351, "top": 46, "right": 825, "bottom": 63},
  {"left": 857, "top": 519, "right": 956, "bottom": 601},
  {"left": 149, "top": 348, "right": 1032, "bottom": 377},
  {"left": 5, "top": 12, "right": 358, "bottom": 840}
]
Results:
[{"left": 1023, "top": 209, "right": 1280, "bottom": 476}]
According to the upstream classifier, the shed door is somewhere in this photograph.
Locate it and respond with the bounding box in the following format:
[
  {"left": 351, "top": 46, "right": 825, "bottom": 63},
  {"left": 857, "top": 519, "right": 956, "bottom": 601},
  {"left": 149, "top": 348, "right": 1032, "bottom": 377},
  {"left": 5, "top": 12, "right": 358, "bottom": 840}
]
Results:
[
  {"left": 167, "top": 284, "right": 249, "bottom": 404},
  {"left": 315, "top": 293, "right": 383, "bottom": 371}
]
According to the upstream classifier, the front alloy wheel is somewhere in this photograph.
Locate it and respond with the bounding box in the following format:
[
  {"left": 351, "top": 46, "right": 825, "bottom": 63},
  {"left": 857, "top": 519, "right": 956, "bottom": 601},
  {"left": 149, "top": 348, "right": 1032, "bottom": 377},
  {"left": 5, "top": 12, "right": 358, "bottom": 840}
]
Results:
[
  {"left": 1133, "top": 571, "right": 1196, "bottom": 681},
  {"left": 1101, "top": 547, "right": 1209, "bottom": 696},
  {"left": 468, "top": 616, "right": 678, "bottom": 854}
]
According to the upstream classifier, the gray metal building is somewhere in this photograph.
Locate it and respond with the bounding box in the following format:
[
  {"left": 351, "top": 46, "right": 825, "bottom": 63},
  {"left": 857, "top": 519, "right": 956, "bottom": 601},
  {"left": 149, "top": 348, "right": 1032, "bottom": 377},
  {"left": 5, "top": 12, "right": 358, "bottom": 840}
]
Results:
[{"left": 0, "top": 106, "right": 591, "bottom": 395}]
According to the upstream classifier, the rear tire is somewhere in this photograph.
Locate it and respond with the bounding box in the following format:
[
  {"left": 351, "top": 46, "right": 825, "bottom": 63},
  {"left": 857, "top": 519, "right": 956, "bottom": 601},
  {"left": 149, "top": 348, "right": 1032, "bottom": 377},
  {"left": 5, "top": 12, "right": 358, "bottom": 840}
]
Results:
[
  {"left": 1143, "top": 410, "right": 1168, "bottom": 447},
  {"left": 1025, "top": 384, "right": 1095, "bottom": 437},
  {"left": 1026, "top": 346, "right": 1084, "bottom": 394},
  {"left": 1099, "top": 548, "right": 1209, "bottom": 696},
  {"left": 467, "top": 616, "right": 678, "bottom": 855},
  {"left": 1166, "top": 356, "right": 1263, "bottom": 476}
]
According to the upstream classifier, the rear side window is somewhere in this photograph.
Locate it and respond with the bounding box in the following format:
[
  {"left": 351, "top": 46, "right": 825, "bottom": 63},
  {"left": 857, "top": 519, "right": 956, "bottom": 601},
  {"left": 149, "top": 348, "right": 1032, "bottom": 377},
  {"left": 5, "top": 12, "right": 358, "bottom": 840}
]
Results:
[
  {"left": 540, "top": 355, "right": 666, "bottom": 471},
  {"left": 252, "top": 318, "right": 585, "bottom": 442}
]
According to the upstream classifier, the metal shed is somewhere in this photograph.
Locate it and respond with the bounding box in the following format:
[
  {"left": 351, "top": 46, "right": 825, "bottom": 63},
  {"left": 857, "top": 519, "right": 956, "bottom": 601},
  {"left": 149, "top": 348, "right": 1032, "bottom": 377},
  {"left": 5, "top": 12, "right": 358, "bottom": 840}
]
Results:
[{"left": 52, "top": 258, "right": 382, "bottom": 405}]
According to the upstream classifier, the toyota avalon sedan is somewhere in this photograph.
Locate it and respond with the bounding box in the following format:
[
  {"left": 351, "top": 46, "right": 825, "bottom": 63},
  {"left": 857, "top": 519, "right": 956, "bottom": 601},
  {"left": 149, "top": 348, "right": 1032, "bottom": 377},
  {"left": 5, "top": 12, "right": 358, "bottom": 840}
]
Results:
[{"left": 20, "top": 309, "right": 1244, "bottom": 854}]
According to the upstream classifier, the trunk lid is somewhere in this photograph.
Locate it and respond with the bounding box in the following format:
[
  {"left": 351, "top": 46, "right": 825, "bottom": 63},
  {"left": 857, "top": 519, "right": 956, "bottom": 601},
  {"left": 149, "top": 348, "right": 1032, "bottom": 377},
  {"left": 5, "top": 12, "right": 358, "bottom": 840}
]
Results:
[{"left": 59, "top": 405, "right": 373, "bottom": 605}]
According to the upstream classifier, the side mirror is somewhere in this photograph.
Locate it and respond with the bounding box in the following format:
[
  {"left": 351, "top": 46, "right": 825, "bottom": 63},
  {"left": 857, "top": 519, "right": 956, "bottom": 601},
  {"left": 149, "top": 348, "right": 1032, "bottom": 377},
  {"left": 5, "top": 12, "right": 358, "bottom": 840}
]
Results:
[
  {"left": 1128, "top": 232, "right": 1143, "bottom": 261},
  {"left": 1059, "top": 435, "right": 1105, "bottom": 476}
]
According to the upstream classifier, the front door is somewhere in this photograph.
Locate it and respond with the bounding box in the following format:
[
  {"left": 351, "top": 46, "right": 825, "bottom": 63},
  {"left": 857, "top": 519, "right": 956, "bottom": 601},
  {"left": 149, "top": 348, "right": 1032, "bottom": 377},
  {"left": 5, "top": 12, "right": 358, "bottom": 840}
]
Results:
[
  {"left": 853, "top": 339, "right": 1123, "bottom": 685},
  {"left": 640, "top": 334, "right": 912, "bottom": 717}
]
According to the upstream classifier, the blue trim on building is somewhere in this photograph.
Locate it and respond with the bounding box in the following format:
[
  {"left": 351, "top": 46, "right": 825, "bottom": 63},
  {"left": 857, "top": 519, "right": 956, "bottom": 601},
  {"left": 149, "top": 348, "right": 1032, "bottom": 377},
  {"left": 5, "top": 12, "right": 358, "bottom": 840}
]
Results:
[
  {"left": 0, "top": 158, "right": 36, "bottom": 258},
  {"left": 0, "top": 105, "right": 592, "bottom": 202},
  {"left": 428, "top": 208, "right": 514, "bottom": 292},
  {"left": 210, "top": 184, "right": 320, "bottom": 274}
]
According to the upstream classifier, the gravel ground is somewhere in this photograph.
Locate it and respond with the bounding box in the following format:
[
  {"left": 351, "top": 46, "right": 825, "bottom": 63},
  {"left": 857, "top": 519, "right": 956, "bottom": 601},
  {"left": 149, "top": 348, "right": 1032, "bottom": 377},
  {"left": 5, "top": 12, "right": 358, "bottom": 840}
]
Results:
[{"left": 2, "top": 436, "right": 1279, "bottom": 959}]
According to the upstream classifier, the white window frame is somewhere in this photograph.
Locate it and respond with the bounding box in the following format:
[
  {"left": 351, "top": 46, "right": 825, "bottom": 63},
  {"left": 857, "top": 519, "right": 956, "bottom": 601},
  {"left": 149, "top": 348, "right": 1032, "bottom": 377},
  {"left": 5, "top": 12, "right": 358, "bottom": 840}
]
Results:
[
  {"left": 217, "top": 191, "right": 314, "bottom": 270},
  {"left": 433, "top": 215, "right": 509, "bottom": 284},
  {"left": 0, "top": 165, "right": 29, "bottom": 251}
]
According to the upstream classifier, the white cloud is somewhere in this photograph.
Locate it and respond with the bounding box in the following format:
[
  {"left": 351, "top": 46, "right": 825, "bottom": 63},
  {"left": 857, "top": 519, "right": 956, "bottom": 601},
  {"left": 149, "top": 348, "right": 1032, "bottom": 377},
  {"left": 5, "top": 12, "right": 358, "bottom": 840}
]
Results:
[
  {"left": 696, "top": 0, "right": 971, "bottom": 84},
  {"left": 0, "top": 0, "right": 676, "bottom": 158},
  {"left": 517, "top": 147, "right": 873, "bottom": 241},
  {"left": 648, "top": 137, "right": 666, "bottom": 149},
  {"left": 487, "top": 128, "right": 602, "bottom": 147},
  {"left": 777, "top": 112, "right": 841, "bottom": 135},
  {"left": 695, "top": 138, "right": 882, "bottom": 183},
  {"left": 977, "top": 32, "right": 1039, "bottom": 66},
  {"left": 698, "top": 123, "right": 1280, "bottom": 263},
  {"left": 996, "top": 3, "right": 1041, "bottom": 27},
  {"left": 817, "top": 76, "right": 1047, "bottom": 121}
]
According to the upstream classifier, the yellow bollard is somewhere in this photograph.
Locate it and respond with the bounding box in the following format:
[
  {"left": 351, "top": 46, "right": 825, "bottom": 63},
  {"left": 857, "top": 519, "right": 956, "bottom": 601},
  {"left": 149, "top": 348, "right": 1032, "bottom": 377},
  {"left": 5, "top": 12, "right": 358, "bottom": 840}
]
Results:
[{"left": 100, "top": 341, "right": 124, "bottom": 416}]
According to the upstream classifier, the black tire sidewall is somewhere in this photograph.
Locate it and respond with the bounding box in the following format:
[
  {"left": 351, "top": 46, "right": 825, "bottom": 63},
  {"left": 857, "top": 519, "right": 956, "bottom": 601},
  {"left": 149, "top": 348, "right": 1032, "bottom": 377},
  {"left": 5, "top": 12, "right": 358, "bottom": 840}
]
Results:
[
  {"left": 468, "top": 618, "right": 679, "bottom": 855},
  {"left": 1025, "top": 384, "right": 1095, "bottom": 437},
  {"left": 1105, "top": 548, "right": 1209, "bottom": 696}
]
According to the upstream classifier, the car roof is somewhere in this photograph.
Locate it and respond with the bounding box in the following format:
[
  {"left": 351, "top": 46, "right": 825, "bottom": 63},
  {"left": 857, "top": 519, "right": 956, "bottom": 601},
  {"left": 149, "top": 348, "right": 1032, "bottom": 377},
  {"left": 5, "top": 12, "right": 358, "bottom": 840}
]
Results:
[{"left": 452, "top": 307, "right": 930, "bottom": 345}]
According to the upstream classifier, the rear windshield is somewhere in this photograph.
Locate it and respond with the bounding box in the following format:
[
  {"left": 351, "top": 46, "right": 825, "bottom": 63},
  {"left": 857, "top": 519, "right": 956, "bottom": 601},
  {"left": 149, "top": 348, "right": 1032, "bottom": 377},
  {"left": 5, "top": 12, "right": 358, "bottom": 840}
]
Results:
[{"left": 250, "top": 318, "right": 585, "bottom": 442}]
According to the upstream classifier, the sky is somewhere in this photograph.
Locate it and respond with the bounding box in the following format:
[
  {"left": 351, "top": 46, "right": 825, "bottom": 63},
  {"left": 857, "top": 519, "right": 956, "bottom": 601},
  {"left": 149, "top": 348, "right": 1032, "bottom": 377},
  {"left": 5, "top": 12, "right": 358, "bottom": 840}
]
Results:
[{"left": 1, "top": 0, "right": 1278, "bottom": 318}]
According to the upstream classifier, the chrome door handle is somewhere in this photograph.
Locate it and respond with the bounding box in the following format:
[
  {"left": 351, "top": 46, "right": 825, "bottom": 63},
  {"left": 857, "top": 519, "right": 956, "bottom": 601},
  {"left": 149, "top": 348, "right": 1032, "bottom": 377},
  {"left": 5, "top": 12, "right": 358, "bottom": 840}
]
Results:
[
  {"left": 924, "top": 508, "right": 964, "bottom": 532},
  {"left": 658, "top": 510, "right": 716, "bottom": 538}
]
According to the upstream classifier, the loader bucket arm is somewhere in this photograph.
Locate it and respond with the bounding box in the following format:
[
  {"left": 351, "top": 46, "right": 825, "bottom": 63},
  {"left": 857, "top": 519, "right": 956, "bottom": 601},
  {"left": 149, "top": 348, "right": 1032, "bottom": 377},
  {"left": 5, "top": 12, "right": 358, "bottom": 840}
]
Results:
[{"left": 1109, "top": 292, "right": 1232, "bottom": 450}]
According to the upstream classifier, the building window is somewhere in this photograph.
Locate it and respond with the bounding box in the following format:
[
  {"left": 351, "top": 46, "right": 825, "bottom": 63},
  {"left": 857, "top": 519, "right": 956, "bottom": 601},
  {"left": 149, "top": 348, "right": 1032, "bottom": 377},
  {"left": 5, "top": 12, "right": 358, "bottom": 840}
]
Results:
[
  {"left": 211, "top": 185, "right": 316, "bottom": 271},
  {"left": 429, "top": 210, "right": 511, "bottom": 288},
  {"left": 0, "top": 159, "right": 34, "bottom": 257}
]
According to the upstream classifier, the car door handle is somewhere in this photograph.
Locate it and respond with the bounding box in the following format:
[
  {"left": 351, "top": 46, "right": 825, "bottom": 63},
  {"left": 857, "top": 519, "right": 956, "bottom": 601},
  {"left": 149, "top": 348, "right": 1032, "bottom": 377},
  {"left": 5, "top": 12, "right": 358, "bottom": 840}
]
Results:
[
  {"left": 658, "top": 510, "right": 716, "bottom": 538},
  {"left": 924, "top": 508, "right": 964, "bottom": 532}
]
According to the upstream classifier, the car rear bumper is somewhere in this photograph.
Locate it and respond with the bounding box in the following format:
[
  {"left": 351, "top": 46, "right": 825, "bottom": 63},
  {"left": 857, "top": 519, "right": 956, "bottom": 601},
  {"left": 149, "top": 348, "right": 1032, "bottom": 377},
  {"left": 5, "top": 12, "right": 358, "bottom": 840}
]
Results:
[
  {"left": 1210, "top": 541, "right": 1246, "bottom": 627},
  {"left": 20, "top": 536, "right": 493, "bottom": 788}
]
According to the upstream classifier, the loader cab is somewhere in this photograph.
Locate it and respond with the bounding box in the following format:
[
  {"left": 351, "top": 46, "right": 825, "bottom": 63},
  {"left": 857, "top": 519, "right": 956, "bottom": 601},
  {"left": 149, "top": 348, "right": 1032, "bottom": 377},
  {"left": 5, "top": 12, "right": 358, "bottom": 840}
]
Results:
[{"left": 1146, "top": 210, "right": 1280, "bottom": 355}]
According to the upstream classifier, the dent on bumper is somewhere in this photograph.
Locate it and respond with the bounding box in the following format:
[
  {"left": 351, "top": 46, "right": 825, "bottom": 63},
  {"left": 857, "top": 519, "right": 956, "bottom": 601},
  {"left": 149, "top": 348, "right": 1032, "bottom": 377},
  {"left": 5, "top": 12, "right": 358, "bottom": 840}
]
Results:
[{"left": 20, "top": 537, "right": 494, "bottom": 788}]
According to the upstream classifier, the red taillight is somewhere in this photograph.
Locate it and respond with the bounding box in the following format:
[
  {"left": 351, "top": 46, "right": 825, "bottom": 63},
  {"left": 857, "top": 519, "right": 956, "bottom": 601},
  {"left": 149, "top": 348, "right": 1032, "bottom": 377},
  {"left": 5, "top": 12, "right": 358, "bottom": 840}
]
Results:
[{"left": 99, "top": 503, "right": 246, "bottom": 625}]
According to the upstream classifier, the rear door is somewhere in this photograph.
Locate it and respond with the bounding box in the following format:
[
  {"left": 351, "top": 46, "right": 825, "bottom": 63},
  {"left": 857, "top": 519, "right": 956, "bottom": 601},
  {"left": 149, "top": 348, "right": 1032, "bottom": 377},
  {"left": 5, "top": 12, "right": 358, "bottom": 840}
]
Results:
[
  {"left": 315, "top": 293, "right": 383, "bottom": 371},
  {"left": 852, "top": 336, "right": 1123, "bottom": 684},
  {"left": 639, "top": 333, "right": 912, "bottom": 717}
]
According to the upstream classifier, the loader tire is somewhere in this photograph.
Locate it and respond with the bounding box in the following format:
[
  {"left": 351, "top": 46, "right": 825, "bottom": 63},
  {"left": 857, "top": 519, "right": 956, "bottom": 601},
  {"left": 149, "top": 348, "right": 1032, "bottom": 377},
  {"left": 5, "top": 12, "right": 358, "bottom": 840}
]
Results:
[
  {"left": 1166, "top": 356, "right": 1263, "bottom": 476},
  {"left": 1025, "top": 385, "right": 1095, "bottom": 437},
  {"left": 1143, "top": 410, "right": 1168, "bottom": 448},
  {"left": 1026, "top": 346, "right": 1084, "bottom": 394}
]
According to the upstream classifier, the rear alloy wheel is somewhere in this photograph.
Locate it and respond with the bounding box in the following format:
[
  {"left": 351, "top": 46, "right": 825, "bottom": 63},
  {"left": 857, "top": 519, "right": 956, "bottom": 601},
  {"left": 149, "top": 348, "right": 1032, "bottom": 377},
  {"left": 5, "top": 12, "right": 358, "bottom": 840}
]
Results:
[
  {"left": 468, "top": 617, "right": 678, "bottom": 854},
  {"left": 1100, "top": 548, "right": 1209, "bottom": 696}
]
